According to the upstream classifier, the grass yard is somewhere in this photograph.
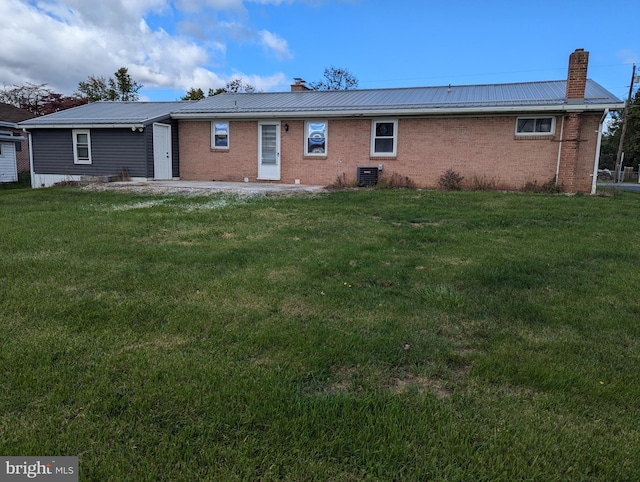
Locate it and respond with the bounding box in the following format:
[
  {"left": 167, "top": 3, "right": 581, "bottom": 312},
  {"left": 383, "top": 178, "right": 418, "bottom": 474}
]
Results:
[{"left": 1, "top": 185, "right": 639, "bottom": 481}]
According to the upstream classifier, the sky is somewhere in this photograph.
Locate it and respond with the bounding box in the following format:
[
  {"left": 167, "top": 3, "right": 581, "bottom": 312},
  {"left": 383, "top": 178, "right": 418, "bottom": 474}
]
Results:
[{"left": 1, "top": 0, "right": 638, "bottom": 102}]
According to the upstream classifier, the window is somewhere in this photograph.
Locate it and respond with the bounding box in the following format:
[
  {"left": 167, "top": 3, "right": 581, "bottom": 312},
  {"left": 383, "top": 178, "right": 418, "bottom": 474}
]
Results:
[
  {"left": 72, "top": 129, "right": 91, "bottom": 164},
  {"left": 211, "top": 121, "right": 229, "bottom": 148},
  {"left": 305, "top": 120, "right": 327, "bottom": 156},
  {"left": 516, "top": 117, "right": 555, "bottom": 135},
  {"left": 371, "top": 119, "right": 397, "bottom": 156}
]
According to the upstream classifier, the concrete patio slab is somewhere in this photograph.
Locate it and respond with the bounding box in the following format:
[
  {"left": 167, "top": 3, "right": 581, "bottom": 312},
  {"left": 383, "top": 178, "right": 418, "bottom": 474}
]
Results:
[{"left": 86, "top": 180, "right": 328, "bottom": 195}]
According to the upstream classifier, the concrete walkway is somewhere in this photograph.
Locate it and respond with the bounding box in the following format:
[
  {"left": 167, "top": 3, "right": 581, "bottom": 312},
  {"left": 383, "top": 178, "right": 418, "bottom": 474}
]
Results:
[{"left": 102, "top": 180, "right": 328, "bottom": 195}]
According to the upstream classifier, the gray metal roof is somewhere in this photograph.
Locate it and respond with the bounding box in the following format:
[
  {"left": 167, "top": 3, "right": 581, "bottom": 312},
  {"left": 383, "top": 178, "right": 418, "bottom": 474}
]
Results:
[
  {"left": 173, "top": 80, "right": 623, "bottom": 118},
  {"left": 19, "top": 101, "right": 188, "bottom": 128},
  {"left": 17, "top": 80, "right": 624, "bottom": 128}
]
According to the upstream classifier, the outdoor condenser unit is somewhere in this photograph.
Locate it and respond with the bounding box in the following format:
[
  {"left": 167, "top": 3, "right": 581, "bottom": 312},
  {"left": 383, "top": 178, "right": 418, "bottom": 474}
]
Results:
[{"left": 357, "top": 166, "right": 379, "bottom": 187}]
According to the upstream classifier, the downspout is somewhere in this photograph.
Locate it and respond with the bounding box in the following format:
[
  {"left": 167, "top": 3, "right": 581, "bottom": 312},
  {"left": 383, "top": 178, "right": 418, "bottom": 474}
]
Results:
[
  {"left": 555, "top": 115, "right": 565, "bottom": 186},
  {"left": 591, "top": 108, "right": 609, "bottom": 195},
  {"left": 25, "top": 129, "right": 35, "bottom": 189}
]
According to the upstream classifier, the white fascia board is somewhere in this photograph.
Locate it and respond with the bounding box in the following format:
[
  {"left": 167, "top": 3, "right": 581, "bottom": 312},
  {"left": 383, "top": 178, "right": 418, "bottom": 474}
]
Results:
[
  {"left": 20, "top": 123, "right": 146, "bottom": 129},
  {"left": 0, "top": 135, "right": 25, "bottom": 142},
  {"left": 172, "top": 103, "right": 625, "bottom": 120}
]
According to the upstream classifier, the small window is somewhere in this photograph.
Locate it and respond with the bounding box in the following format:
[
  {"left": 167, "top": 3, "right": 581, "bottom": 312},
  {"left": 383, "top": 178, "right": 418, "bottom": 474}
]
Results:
[
  {"left": 211, "top": 121, "right": 229, "bottom": 149},
  {"left": 516, "top": 117, "right": 555, "bottom": 135},
  {"left": 72, "top": 129, "right": 92, "bottom": 164},
  {"left": 305, "top": 120, "right": 327, "bottom": 156},
  {"left": 371, "top": 119, "right": 397, "bottom": 156}
]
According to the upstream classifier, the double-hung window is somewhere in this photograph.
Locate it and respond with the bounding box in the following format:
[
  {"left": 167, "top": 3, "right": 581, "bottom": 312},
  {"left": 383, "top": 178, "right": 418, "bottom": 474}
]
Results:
[
  {"left": 305, "top": 120, "right": 327, "bottom": 156},
  {"left": 72, "top": 129, "right": 92, "bottom": 164},
  {"left": 516, "top": 117, "right": 555, "bottom": 135},
  {"left": 371, "top": 119, "right": 397, "bottom": 156},
  {"left": 211, "top": 121, "right": 229, "bottom": 148}
]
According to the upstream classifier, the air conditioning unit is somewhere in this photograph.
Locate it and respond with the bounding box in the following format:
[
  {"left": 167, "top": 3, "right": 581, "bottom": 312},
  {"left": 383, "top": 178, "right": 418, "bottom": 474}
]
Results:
[{"left": 357, "top": 166, "right": 379, "bottom": 187}]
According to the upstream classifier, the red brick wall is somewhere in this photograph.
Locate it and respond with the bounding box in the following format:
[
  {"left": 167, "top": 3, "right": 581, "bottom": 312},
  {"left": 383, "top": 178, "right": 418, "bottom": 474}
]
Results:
[
  {"left": 16, "top": 139, "right": 30, "bottom": 173},
  {"left": 179, "top": 114, "right": 597, "bottom": 191},
  {"left": 557, "top": 113, "right": 600, "bottom": 192}
]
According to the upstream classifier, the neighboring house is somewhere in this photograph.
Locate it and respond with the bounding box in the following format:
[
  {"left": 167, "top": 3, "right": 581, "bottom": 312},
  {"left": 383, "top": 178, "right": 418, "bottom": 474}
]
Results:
[
  {"left": 0, "top": 103, "right": 34, "bottom": 175},
  {"left": 0, "top": 121, "right": 25, "bottom": 183},
  {"left": 173, "top": 49, "right": 624, "bottom": 193},
  {"left": 20, "top": 102, "right": 184, "bottom": 188}
]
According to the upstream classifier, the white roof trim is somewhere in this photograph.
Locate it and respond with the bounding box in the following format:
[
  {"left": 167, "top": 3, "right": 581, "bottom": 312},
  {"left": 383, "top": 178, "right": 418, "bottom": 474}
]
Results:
[{"left": 20, "top": 123, "right": 146, "bottom": 130}]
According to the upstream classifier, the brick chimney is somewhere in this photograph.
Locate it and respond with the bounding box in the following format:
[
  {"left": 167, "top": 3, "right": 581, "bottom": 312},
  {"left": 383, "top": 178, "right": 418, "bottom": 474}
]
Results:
[
  {"left": 566, "top": 48, "right": 589, "bottom": 102},
  {"left": 291, "top": 78, "right": 311, "bottom": 92}
]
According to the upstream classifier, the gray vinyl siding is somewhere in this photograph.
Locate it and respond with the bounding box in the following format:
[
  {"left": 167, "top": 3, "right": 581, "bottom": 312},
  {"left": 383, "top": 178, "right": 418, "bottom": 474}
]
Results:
[{"left": 32, "top": 128, "right": 149, "bottom": 177}]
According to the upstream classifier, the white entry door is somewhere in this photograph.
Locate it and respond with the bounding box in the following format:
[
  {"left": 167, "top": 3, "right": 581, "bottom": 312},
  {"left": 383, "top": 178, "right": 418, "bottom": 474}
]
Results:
[
  {"left": 153, "top": 123, "right": 172, "bottom": 180},
  {"left": 257, "top": 121, "right": 280, "bottom": 180}
]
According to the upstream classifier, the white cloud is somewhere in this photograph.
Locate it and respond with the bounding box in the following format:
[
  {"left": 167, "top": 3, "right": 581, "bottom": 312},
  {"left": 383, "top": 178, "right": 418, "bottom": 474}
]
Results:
[
  {"left": 258, "top": 30, "right": 294, "bottom": 60},
  {"left": 0, "top": 0, "right": 294, "bottom": 98}
]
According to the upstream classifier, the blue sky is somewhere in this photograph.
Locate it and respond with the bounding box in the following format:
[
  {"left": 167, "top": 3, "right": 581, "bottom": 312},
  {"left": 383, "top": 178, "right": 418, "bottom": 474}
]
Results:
[{"left": 1, "top": 0, "right": 637, "bottom": 102}]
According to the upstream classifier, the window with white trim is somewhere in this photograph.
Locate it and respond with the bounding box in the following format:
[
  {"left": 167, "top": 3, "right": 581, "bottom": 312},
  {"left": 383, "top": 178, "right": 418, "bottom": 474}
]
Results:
[
  {"left": 211, "top": 121, "right": 229, "bottom": 148},
  {"left": 516, "top": 117, "right": 555, "bottom": 135},
  {"left": 305, "top": 120, "right": 327, "bottom": 156},
  {"left": 72, "top": 129, "right": 92, "bottom": 164},
  {"left": 371, "top": 119, "right": 397, "bottom": 156}
]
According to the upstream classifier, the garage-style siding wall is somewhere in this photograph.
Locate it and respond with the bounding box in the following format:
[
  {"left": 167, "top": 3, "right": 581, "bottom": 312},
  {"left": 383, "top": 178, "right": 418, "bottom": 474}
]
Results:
[{"left": 32, "top": 128, "right": 148, "bottom": 177}]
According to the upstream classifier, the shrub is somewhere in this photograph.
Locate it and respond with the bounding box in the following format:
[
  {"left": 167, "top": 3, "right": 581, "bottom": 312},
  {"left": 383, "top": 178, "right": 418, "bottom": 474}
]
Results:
[
  {"left": 438, "top": 168, "right": 464, "bottom": 191},
  {"left": 377, "top": 172, "right": 416, "bottom": 189},
  {"left": 466, "top": 174, "right": 497, "bottom": 191},
  {"left": 326, "top": 173, "right": 356, "bottom": 190}
]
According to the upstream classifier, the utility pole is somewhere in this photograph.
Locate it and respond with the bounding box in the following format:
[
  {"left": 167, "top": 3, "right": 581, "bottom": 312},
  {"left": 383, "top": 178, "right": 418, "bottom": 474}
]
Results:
[{"left": 614, "top": 63, "right": 637, "bottom": 183}]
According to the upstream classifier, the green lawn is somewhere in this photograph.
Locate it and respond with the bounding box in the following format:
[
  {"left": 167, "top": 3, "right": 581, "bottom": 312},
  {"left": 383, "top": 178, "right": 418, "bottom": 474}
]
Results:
[{"left": 1, "top": 186, "right": 639, "bottom": 481}]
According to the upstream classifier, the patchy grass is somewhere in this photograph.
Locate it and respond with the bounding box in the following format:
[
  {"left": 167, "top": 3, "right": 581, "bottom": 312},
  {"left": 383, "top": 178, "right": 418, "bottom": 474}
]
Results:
[{"left": 1, "top": 186, "right": 639, "bottom": 480}]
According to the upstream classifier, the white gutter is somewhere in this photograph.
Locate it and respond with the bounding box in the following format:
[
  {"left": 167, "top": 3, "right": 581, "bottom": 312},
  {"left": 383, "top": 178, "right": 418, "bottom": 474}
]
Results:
[
  {"left": 590, "top": 109, "right": 609, "bottom": 195},
  {"left": 555, "top": 115, "right": 565, "bottom": 186},
  {"left": 26, "top": 129, "right": 35, "bottom": 189},
  {"left": 171, "top": 103, "right": 625, "bottom": 120}
]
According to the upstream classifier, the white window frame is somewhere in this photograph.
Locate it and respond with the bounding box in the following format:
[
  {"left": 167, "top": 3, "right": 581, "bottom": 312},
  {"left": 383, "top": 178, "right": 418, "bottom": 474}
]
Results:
[
  {"left": 371, "top": 119, "right": 398, "bottom": 156},
  {"left": 304, "top": 120, "right": 328, "bottom": 156},
  {"left": 211, "top": 121, "right": 229, "bottom": 149},
  {"left": 515, "top": 116, "right": 555, "bottom": 136},
  {"left": 72, "top": 129, "right": 92, "bottom": 164}
]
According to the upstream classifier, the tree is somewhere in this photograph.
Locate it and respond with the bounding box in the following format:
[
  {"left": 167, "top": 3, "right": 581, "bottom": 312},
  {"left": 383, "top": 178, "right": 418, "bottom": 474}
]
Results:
[
  {"left": 309, "top": 66, "right": 359, "bottom": 91},
  {"left": 75, "top": 75, "right": 112, "bottom": 102},
  {"left": 223, "top": 79, "right": 256, "bottom": 94},
  {"left": 38, "top": 92, "right": 87, "bottom": 115},
  {"left": 0, "top": 83, "right": 86, "bottom": 116},
  {"left": 183, "top": 79, "right": 258, "bottom": 100},
  {"left": 112, "top": 67, "right": 142, "bottom": 101},
  {"left": 76, "top": 67, "right": 142, "bottom": 102},
  {"left": 182, "top": 87, "right": 206, "bottom": 101},
  {"left": 601, "top": 88, "right": 640, "bottom": 171}
]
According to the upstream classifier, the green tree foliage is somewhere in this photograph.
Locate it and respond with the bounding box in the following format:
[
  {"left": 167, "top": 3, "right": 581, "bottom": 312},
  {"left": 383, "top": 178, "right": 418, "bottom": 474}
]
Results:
[
  {"left": 76, "top": 67, "right": 142, "bottom": 102},
  {"left": 309, "top": 66, "right": 359, "bottom": 91},
  {"left": 601, "top": 88, "right": 640, "bottom": 170},
  {"left": 181, "top": 87, "right": 206, "bottom": 101}
]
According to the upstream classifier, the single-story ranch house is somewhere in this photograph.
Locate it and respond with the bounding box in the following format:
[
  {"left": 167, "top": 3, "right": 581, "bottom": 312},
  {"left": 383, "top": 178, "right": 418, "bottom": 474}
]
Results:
[{"left": 21, "top": 49, "right": 624, "bottom": 193}]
